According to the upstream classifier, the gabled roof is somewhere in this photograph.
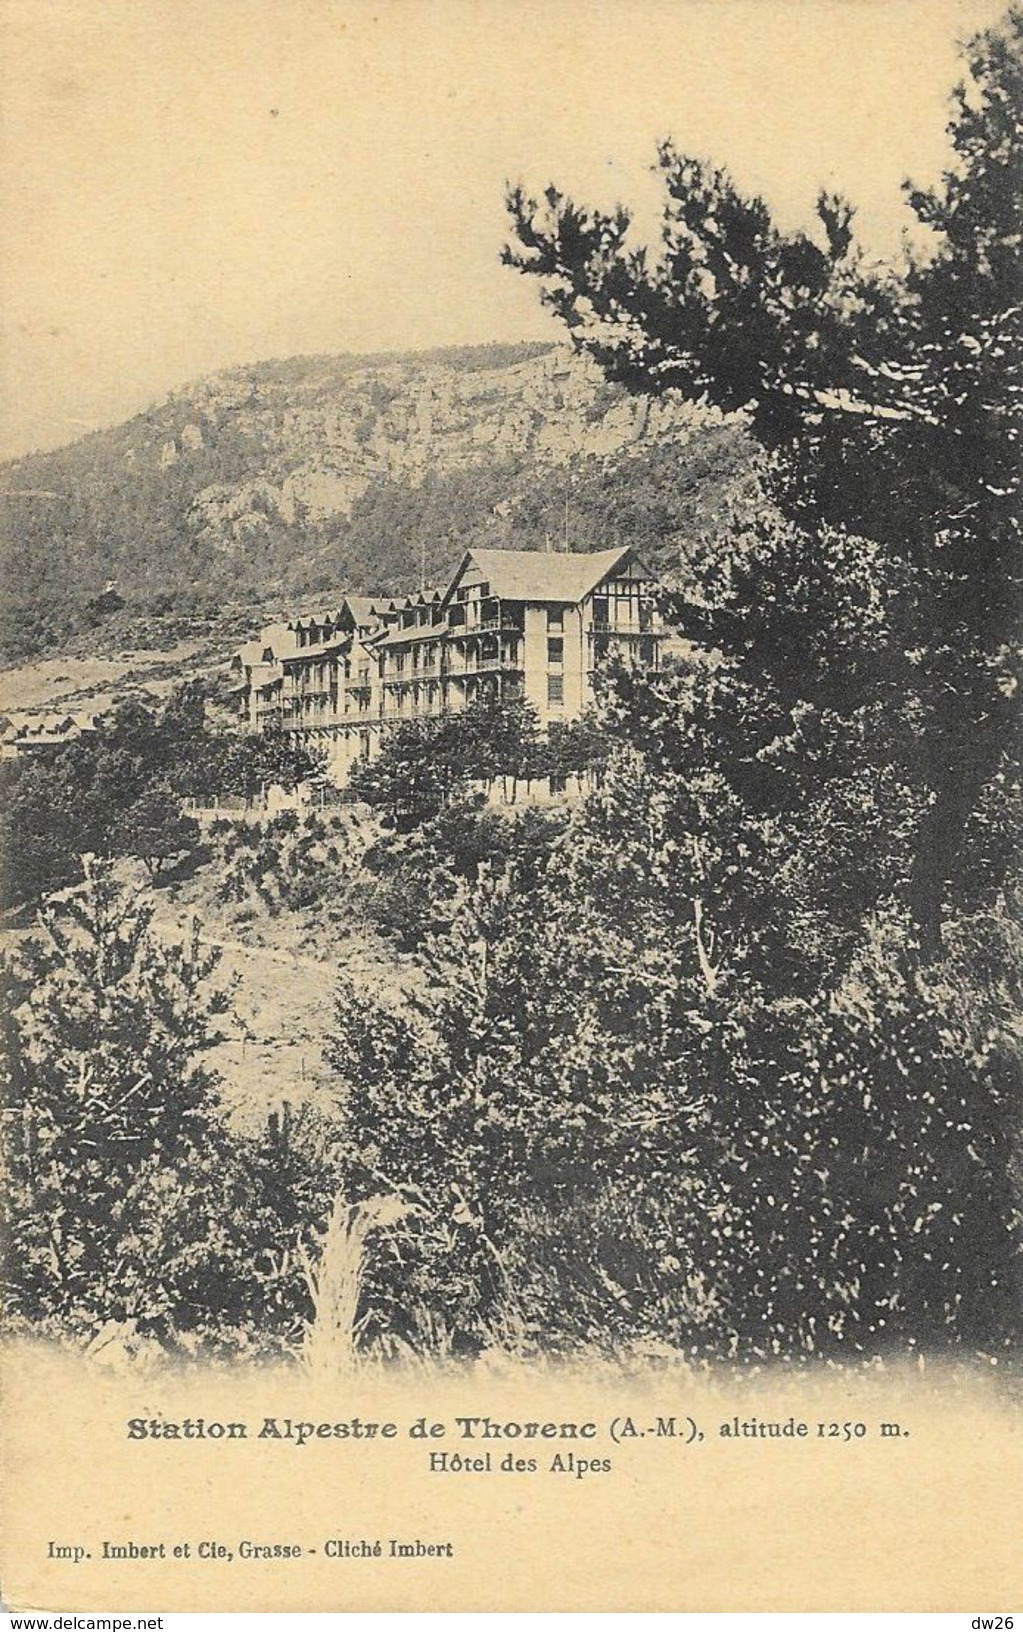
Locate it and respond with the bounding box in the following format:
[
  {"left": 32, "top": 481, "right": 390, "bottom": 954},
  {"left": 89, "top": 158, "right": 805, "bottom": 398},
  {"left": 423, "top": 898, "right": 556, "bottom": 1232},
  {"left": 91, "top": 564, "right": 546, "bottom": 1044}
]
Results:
[
  {"left": 341, "top": 596, "right": 384, "bottom": 629},
  {"left": 247, "top": 622, "right": 299, "bottom": 664},
  {"left": 3, "top": 711, "right": 97, "bottom": 743},
  {"left": 442, "top": 545, "right": 635, "bottom": 607},
  {"left": 281, "top": 634, "right": 351, "bottom": 664}
]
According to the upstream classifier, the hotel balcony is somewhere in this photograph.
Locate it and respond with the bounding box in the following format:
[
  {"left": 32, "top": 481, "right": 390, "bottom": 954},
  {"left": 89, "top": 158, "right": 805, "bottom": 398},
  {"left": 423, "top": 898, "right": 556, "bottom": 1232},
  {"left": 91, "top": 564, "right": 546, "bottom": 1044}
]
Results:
[
  {"left": 449, "top": 615, "right": 524, "bottom": 638},
  {"left": 465, "top": 653, "right": 524, "bottom": 673},
  {"left": 383, "top": 673, "right": 430, "bottom": 690},
  {"left": 589, "top": 620, "right": 656, "bottom": 636},
  {"left": 287, "top": 684, "right": 335, "bottom": 700}
]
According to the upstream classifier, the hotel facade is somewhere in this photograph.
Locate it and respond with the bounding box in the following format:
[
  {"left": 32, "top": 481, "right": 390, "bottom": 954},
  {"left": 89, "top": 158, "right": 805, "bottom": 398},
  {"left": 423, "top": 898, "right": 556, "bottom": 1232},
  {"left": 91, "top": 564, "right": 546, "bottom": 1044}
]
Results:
[{"left": 232, "top": 545, "right": 668, "bottom": 786}]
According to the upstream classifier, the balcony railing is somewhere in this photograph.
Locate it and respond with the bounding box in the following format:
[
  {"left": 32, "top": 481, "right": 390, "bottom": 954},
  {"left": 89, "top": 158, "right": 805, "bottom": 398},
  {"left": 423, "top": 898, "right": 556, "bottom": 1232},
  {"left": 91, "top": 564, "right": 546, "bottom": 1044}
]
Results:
[
  {"left": 590, "top": 620, "right": 655, "bottom": 636},
  {"left": 448, "top": 618, "right": 523, "bottom": 640},
  {"left": 472, "top": 655, "right": 523, "bottom": 673},
  {"left": 384, "top": 672, "right": 442, "bottom": 689}
]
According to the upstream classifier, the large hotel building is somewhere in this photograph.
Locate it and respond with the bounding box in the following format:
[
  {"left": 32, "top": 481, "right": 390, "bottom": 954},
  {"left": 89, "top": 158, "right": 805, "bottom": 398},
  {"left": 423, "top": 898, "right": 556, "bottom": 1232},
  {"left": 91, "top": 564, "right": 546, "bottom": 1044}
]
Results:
[{"left": 232, "top": 545, "right": 668, "bottom": 786}]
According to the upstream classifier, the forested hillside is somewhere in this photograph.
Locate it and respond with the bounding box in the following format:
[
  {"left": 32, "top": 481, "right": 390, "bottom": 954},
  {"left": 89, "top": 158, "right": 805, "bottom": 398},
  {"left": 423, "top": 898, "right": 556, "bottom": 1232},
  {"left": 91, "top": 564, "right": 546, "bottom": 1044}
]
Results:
[{"left": 0, "top": 341, "right": 755, "bottom": 666}]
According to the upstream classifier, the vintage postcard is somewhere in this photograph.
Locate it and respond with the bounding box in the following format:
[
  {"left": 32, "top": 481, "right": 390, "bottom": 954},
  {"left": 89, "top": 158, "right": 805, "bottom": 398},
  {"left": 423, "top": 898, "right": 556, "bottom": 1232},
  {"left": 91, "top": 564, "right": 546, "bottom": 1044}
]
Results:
[{"left": 1, "top": 0, "right": 1021, "bottom": 1614}]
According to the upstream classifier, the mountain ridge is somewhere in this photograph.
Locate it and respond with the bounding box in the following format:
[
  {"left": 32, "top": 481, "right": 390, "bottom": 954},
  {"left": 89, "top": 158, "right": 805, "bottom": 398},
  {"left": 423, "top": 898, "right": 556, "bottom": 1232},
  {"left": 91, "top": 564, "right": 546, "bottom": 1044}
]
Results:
[{"left": 0, "top": 341, "right": 756, "bottom": 667}]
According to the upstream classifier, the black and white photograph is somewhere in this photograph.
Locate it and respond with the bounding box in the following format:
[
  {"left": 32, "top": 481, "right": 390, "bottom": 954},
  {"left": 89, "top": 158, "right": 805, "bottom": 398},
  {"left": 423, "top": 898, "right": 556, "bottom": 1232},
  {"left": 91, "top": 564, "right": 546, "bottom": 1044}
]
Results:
[{"left": 0, "top": 0, "right": 1020, "bottom": 1614}]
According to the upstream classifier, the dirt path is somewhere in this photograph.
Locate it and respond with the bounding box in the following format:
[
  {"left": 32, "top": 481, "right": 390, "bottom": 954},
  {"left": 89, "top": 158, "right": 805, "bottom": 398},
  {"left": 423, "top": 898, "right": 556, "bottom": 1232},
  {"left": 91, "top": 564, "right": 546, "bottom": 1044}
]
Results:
[
  {"left": 147, "top": 892, "right": 410, "bottom": 1134},
  {"left": 145, "top": 897, "right": 339, "bottom": 1132}
]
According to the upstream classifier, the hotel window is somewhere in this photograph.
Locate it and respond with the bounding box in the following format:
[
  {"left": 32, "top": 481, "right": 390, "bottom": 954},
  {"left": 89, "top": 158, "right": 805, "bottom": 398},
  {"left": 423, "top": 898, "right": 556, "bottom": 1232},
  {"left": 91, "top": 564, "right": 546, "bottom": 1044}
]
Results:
[
  {"left": 547, "top": 637, "right": 564, "bottom": 665},
  {"left": 547, "top": 605, "right": 564, "bottom": 631},
  {"left": 547, "top": 674, "right": 564, "bottom": 706}
]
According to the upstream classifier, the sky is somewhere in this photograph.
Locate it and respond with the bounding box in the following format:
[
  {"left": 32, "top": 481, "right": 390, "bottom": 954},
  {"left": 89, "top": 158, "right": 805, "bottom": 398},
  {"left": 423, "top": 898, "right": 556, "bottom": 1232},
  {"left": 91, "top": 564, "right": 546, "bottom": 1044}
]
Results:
[{"left": 0, "top": 0, "right": 1007, "bottom": 461}]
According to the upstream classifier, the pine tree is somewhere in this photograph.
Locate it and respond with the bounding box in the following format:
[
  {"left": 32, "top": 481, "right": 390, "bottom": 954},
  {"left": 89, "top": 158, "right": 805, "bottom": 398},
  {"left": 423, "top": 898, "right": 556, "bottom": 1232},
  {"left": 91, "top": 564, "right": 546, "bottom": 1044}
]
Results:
[
  {"left": 504, "top": 7, "right": 1023, "bottom": 950},
  {"left": 1, "top": 861, "right": 247, "bottom": 1343}
]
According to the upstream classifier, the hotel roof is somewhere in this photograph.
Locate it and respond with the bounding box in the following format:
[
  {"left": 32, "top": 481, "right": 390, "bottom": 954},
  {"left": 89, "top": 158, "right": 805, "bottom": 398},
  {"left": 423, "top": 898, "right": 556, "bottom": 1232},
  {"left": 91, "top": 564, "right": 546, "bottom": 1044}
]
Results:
[
  {"left": 446, "top": 545, "right": 635, "bottom": 606},
  {"left": 342, "top": 596, "right": 386, "bottom": 628},
  {"left": 373, "top": 619, "right": 450, "bottom": 648}
]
